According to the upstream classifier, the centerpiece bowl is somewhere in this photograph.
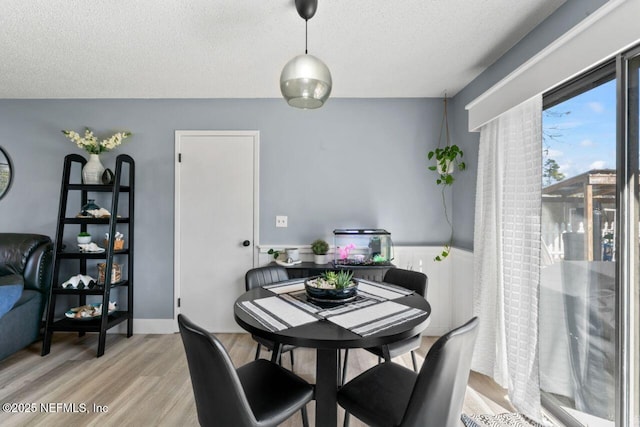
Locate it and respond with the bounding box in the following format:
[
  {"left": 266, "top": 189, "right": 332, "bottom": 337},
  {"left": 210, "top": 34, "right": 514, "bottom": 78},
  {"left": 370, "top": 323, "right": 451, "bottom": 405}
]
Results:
[{"left": 305, "top": 270, "right": 358, "bottom": 303}]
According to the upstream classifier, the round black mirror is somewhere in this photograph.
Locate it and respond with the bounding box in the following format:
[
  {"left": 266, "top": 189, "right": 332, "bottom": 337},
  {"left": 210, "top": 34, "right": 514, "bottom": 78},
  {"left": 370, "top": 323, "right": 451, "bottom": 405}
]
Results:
[{"left": 0, "top": 146, "right": 13, "bottom": 200}]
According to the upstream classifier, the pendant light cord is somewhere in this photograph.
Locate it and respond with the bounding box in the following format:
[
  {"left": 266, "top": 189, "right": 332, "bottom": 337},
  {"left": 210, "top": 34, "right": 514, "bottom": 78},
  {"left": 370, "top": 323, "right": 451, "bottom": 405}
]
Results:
[{"left": 305, "top": 19, "right": 308, "bottom": 54}]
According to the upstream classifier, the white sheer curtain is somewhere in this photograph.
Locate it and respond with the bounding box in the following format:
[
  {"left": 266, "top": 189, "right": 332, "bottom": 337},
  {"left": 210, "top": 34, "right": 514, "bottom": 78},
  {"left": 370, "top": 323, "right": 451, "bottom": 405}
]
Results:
[{"left": 472, "top": 95, "right": 543, "bottom": 422}]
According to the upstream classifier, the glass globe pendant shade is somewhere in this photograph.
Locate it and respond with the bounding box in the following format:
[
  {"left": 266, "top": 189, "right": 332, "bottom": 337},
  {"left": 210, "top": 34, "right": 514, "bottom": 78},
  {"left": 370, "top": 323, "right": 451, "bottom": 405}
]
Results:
[{"left": 280, "top": 54, "right": 332, "bottom": 109}]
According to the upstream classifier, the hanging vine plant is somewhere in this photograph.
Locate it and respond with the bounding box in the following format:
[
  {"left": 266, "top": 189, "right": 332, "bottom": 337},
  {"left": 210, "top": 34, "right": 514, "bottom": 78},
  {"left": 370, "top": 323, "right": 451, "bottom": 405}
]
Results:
[{"left": 427, "top": 95, "right": 466, "bottom": 261}]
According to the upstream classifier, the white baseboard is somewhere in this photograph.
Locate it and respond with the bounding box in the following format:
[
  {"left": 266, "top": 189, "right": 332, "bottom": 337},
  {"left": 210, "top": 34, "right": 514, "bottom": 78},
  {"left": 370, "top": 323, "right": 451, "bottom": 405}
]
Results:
[
  {"left": 108, "top": 318, "right": 177, "bottom": 334},
  {"left": 108, "top": 318, "right": 246, "bottom": 334}
]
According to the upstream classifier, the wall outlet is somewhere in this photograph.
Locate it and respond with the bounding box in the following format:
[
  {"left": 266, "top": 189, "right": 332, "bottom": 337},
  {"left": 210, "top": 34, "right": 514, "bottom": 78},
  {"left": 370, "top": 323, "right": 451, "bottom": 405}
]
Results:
[{"left": 276, "top": 215, "right": 288, "bottom": 228}]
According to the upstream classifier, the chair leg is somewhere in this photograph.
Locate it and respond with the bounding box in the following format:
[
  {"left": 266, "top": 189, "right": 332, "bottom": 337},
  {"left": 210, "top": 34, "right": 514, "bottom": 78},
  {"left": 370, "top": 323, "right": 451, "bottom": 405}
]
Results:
[
  {"left": 301, "top": 404, "right": 309, "bottom": 427},
  {"left": 343, "top": 411, "right": 350, "bottom": 427},
  {"left": 382, "top": 345, "right": 392, "bottom": 362},
  {"left": 290, "top": 349, "right": 295, "bottom": 370},
  {"left": 341, "top": 349, "right": 350, "bottom": 386},
  {"left": 411, "top": 350, "right": 418, "bottom": 372},
  {"left": 254, "top": 343, "right": 262, "bottom": 360}
]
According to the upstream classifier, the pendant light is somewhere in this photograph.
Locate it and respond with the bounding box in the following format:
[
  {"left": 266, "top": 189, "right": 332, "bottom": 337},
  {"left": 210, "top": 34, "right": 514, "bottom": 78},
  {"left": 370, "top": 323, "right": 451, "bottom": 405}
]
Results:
[{"left": 280, "top": 0, "right": 332, "bottom": 109}]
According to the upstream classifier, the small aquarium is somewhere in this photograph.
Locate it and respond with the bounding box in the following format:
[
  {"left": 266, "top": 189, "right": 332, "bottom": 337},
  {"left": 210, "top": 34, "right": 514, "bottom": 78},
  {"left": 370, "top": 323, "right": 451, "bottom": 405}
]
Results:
[{"left": 333, "top": 229, "right": 393, "bottom": 266}]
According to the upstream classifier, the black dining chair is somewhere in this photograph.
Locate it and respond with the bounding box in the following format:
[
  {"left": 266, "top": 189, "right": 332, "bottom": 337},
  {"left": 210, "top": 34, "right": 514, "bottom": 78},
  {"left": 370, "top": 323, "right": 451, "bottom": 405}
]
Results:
[
  {"left": 338, "top": 317, "right": 479, "bottom": 427},
  {"left": 178, "top": 314, "right": 313, "bottom": 427},
  {"left": 341, "top": 268, "right": 428, "bottom": 384},
  {"left": 245, "top": 265, "right": 297, "bottom": 368}
]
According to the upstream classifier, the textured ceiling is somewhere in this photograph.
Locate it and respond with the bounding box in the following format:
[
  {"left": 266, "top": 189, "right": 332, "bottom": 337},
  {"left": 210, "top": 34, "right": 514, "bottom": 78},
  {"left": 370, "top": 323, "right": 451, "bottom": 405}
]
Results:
[{"left": 0, "top": 0, "right": 565, "bottom": 99}]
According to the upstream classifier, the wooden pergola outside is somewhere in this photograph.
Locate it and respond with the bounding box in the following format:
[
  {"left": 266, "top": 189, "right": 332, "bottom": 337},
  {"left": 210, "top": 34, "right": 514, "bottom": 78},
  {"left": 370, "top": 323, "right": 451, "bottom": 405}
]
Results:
[{"left": 542, "top": 169, "right": 616, "bottom": 261}]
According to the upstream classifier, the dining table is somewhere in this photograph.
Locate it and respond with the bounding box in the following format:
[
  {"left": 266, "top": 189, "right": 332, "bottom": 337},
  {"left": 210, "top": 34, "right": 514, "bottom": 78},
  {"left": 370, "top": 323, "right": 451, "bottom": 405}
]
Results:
[{"left": 233, "top": 276, "right": 432, "bottom": 427}]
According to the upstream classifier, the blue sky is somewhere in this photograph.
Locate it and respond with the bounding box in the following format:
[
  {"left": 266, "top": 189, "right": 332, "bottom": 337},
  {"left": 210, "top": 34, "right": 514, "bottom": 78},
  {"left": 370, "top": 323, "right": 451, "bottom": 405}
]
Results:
[{"left": 542, "top": 79, "right": 616, "bottom": 183}]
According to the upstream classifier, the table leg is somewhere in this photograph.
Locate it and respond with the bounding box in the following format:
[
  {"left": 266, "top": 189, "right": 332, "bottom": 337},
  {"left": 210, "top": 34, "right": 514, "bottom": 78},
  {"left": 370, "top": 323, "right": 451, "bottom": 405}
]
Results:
[
  {"left": 315, "top": 348, "right": 338, "bottom": 427},
  {"left": 271, "top": 343, "right": 282, "bottom": 364}
]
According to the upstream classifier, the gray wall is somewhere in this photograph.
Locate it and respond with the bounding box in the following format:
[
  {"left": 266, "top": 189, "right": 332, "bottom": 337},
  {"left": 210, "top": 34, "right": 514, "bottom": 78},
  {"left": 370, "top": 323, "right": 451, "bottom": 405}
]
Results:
[
  {"left": 0, "top": 0, "right": 611, "bottom": 319},
  {"left": 0, "top": 98, "right": 445, "bottom": 318},
  {"left": 449, "top": 0, "right": 609, "bottom": 250}
]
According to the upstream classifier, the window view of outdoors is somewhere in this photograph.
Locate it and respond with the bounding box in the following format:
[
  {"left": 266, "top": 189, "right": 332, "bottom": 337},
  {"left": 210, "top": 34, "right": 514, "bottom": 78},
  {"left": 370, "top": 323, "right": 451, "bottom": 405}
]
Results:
[{"left": 540, "top": 79, "right": 616, "bottom": 426}]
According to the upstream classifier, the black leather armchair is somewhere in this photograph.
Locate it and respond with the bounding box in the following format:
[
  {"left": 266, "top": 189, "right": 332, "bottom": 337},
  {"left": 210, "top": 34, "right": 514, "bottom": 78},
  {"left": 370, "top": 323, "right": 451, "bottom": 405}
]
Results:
[
  {"left": 0, "top": 233, "right": 53, "bottom": 361},
  {"left": 178, "top": 314, "right": 313, "bottom": 427},
  {"left": 338, "top": 317, "right": 479, "bottom": 427}
]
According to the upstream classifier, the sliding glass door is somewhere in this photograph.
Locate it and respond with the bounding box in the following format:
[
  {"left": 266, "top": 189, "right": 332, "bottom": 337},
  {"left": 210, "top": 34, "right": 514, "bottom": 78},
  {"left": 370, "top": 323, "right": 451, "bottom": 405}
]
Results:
[
  {"left": 539, "top": 46, "right": 640, "bottom": 427},
  {"left": 541, "top": 65, "right": 617, "bottom": 426}
]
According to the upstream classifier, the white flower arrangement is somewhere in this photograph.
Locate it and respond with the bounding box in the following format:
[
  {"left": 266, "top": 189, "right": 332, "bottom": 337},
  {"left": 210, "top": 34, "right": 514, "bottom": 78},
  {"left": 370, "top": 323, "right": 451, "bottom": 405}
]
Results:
[{"left": 62, "top": 128, "right": 131, "bottom": 155}]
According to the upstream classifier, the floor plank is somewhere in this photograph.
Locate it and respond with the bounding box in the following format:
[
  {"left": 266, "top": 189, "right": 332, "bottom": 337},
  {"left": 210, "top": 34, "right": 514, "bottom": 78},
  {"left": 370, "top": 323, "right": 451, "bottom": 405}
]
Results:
[{"left": 0, "top": 333, "right": 515, "bottom": 426}]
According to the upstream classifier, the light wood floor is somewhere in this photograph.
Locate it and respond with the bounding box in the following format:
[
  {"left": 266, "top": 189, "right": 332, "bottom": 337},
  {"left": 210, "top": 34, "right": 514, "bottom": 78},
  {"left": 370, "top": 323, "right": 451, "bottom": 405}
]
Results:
[{"left": 0, "top": 332, "right": 515, "bottom": 426}]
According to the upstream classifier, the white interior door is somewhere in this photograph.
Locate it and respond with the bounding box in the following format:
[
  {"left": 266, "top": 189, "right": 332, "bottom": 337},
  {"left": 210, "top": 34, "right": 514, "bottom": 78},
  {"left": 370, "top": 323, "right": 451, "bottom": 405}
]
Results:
[{"left": 175, "top": 131, "right": 259, "bottom": 332}]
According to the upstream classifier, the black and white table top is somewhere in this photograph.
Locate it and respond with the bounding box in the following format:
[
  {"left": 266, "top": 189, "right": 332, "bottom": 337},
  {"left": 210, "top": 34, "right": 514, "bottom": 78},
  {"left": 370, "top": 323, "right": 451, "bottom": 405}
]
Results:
[{"left": 234, "top": 277, "right": 432, "bottom": 350}]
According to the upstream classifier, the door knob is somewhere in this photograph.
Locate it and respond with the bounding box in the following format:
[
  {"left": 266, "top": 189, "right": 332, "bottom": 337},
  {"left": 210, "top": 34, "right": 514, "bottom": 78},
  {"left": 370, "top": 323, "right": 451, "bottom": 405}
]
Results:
[{"left": 242, "top": 240, "right": 251, "bottom": 247}]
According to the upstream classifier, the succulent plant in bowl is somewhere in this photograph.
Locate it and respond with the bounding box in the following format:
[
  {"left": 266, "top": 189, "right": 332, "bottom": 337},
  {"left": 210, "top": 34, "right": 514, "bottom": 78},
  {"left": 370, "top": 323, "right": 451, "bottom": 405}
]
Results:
[
  {"left": 305, "top": 270, "right": 357, "bottom": 302},
  {"left": 332, "top": 270, "right": 355, "bottom": 290}
]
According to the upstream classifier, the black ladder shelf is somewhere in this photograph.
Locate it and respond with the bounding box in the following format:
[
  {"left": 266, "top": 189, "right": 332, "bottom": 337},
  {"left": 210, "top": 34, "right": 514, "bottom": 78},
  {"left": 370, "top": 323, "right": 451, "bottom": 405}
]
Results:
[{"left": 42, "top": 153, "right": 135, "bottom": 357}]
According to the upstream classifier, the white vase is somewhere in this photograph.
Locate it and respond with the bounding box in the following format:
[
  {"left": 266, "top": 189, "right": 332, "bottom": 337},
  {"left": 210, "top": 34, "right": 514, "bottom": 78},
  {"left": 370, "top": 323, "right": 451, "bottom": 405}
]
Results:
[
  {"left": 313, "top": 254, "right": 327, "bottom": 264},
  {"left": 77, "top": 235, "right": 92, "bottom": 244},
  {"left": 83, "top": 154, "right": 105, "bottom": 184},
  {"left": 286, "top": 248, "right": 300, "bottom": 261}
]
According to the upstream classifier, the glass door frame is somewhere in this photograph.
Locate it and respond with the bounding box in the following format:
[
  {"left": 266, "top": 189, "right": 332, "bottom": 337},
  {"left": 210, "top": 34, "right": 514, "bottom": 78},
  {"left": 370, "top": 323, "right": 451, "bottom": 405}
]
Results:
[{"left": 616, "top": 45, "right": 639, "bottom": 427}]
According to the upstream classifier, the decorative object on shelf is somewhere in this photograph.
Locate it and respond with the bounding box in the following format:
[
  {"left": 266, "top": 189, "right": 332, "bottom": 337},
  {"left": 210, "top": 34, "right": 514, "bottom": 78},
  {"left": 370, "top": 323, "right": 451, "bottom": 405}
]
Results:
[
  {"left": 60, "top": 274, "right": 96, "bottom": 289},
  {"left": 78, "top": 243, "right": 105, "bottom": 253},
  {"left": 61, "top": 128, "right": 131, "bottom": 184},
  {"left": 0, "top": 145, "right": 13, "bottom": 200},
  {"left": 275, "top": 258, "right": 303, "bottom": 267},
  {"left": 311, "top": 239, "right": 329, "bottom": 264},
  {"left": 97, "top": 262, "right": 122, "bottom": 284},
  {"left": 305, "top": 270, "right": 357, "bottom": 302},
  {"left": 78, "top": 206, "right": 112, "bottom": 218},
  {"left": 65, "top": 301, "right": 116, "bottom": 320},
  {"left": 102, "top": 168, "right": 114, "bottom": 185},
  {"left": 285, "top": 247, "right": 300, "bottom": 262},
  {"left": 89, "top": 207, "right": 111, "bottom": 218},
  {"left": 82, "top": 154, "right": 105, "bottom": 184},
  {"left": 104, "top": 232, "right": 124, "bottom": 250},
  {"left": 280, "top": 0, "right": 331, "bottom": 109},
  {"left": 427, "top": 95, "right": 467, "bottom": 261},
  {"left": 62, "top": 128, "right": 131, "bottom": 155},
  {"left": 81, "top": 199, "right": 100, "bottom": 216},
  {"left": 333, "top": 229, "right": 393, "bottom": 266},
  {"left": 77, "top": 231, "right": 92, "bottom": 245}
]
